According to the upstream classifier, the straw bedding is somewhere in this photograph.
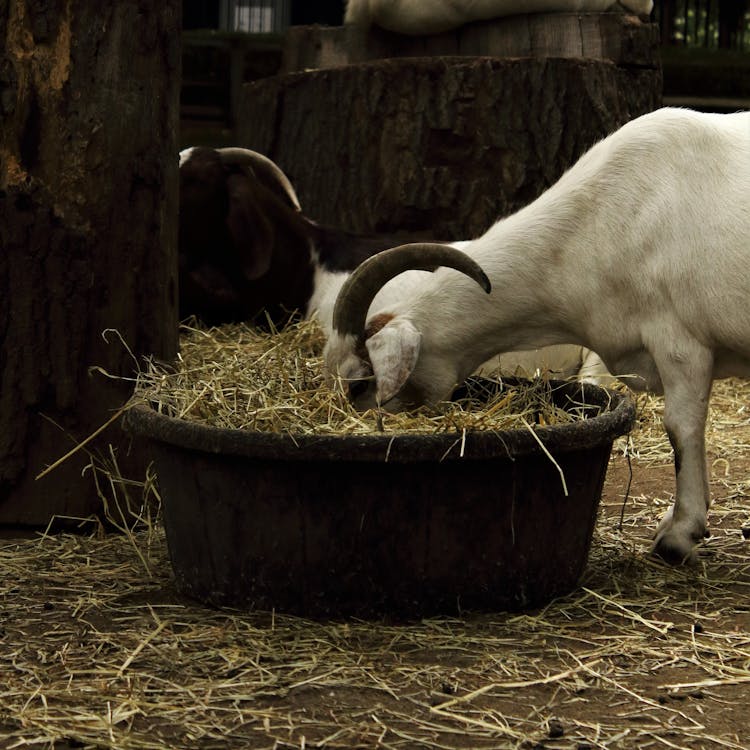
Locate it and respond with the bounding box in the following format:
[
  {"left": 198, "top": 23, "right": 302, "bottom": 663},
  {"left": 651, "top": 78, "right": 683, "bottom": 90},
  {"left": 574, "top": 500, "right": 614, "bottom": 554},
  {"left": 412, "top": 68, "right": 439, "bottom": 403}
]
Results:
[{"left": 3, "top": 325, "right": 750, "bottom": 749}]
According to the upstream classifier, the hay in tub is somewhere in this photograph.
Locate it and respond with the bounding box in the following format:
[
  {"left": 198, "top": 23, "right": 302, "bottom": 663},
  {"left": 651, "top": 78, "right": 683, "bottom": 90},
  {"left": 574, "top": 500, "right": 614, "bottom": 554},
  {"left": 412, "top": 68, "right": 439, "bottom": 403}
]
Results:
[{"left": 134, "top": 319, "right": 596, "bottom": 435}]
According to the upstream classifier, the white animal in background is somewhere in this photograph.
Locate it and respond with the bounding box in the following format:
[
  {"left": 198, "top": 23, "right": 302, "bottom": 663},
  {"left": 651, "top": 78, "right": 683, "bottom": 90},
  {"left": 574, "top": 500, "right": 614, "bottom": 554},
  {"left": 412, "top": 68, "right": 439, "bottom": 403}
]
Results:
[
  {"left": 345, "top": 0, "right": 654, "bottom": 35},
  {"left": 325, "top": 107, "right": 750, "bottom": 565}
]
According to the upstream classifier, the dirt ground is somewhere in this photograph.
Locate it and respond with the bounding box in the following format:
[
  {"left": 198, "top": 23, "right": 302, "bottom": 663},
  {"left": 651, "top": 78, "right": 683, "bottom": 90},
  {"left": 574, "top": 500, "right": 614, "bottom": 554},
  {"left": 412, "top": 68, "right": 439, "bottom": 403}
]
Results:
[
  {"left": 2, "top": 383, "right": 750, "bottom": 749},
  {"left": 592, "top": 457, "right": 750, "bottom": 748}
]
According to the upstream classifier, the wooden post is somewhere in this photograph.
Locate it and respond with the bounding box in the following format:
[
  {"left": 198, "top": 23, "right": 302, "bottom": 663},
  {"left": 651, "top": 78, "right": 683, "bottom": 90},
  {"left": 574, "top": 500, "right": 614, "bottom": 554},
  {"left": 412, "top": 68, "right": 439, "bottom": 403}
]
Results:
[
  {"left": 238, "top": 57, "right": 661, "bottom": 238},
  {"left": 0, "top": 0, "right": 181, "bottom": 526}
]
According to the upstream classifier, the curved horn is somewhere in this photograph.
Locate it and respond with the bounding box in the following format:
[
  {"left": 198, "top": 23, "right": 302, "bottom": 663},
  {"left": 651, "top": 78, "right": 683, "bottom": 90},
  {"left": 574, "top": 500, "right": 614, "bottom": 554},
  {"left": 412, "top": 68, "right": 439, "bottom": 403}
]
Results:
[
  {"left": 332, "top": 243, "right": 491, "bottom": 338},
  {"left": 217, "top": 147, "right": 301, "bottom": 211}
]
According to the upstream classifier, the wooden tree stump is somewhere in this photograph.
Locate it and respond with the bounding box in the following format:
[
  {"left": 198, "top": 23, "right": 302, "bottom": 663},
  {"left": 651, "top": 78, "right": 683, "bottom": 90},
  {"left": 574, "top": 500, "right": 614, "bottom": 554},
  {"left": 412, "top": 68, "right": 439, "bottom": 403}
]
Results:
[
  {"left": 237, "top": 53, "right": 661, "bottom": 237},
  {"left": 0, "top": 1, "right": 181, "bottom": 526}
]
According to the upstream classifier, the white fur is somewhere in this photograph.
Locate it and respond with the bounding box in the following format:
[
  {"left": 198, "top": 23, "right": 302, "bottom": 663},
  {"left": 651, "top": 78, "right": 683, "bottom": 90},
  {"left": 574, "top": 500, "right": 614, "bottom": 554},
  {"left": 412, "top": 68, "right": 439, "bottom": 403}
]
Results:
[
  {"left": 345, "top": 0, "right": 654, "bottom": 35},
  {"left": 477, "top": 345, "right": 613, "bottom": 385},
  {"left": 179, "top": 146, "right": 195, "bottom": 167},
  {"left": 306, "top": 265, "right": 349, "bottom": 327},
  {"left": 307, "top": 262, "right": 432, "bottom": 333},
  {"left": 325, "top": 107, "right": 750, "bottom": 564}
]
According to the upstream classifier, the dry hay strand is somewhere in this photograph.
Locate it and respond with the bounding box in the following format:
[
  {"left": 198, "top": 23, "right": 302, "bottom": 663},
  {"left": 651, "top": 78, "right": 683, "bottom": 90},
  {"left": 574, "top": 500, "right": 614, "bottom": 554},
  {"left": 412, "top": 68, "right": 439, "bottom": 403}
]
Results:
[{"left": 133, "top": 319, "right": 593, "bottom": 437}]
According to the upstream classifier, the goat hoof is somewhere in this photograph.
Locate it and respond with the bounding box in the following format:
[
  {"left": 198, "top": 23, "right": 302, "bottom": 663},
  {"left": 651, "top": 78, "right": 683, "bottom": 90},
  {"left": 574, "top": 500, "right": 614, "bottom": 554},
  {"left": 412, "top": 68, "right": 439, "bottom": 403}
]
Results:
[{"left": 651, "top": 530, "right": 698, "bottom": 566}]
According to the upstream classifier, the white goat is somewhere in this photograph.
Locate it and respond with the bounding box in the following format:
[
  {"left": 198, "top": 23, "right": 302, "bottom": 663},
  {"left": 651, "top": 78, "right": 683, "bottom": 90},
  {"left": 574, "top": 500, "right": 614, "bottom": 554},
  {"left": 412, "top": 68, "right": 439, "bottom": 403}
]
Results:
[
  {"left": 313, "top": 242, "right": 607, "bottom": 383},
  {"left": 345, "top": 0, "right": 654, "bottom": 35},
  {"left": 325, "top": 107, "right": 750, "bottom": 565}
]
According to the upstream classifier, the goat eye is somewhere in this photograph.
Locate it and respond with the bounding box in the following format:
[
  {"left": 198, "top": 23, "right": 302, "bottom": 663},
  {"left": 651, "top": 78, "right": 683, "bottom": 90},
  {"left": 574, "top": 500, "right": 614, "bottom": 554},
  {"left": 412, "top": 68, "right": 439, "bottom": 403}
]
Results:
[{"left": 349, "top": 380, "right": 369, "bottom": 399}]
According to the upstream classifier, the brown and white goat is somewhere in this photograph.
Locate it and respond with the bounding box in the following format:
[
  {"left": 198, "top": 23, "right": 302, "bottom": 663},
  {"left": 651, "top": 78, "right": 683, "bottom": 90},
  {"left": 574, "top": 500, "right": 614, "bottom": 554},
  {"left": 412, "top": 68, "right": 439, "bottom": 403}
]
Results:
[{"left": 178, "top": 146, "right": 427, "bottom": 327}]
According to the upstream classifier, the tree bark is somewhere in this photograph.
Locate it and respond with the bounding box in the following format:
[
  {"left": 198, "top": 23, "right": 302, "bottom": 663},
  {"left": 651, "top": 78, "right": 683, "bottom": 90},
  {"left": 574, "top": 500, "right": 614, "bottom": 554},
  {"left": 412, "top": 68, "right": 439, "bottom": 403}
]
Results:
[
  {"left": 237, "top": 56, "right": 661, "bottom": 238},
  {"left": 0, "top": 0, "right": 180, "bottom": 525}
]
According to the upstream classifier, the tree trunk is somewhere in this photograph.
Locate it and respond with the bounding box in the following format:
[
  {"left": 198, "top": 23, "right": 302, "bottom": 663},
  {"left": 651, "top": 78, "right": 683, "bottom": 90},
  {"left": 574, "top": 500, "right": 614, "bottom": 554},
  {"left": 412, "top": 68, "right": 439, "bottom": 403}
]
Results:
[
  {"left": 237, "top": 56, "right": 661, "bottom": 238},
  {"left": 0, "top": 0, "right": 180, "bottom": 526}
]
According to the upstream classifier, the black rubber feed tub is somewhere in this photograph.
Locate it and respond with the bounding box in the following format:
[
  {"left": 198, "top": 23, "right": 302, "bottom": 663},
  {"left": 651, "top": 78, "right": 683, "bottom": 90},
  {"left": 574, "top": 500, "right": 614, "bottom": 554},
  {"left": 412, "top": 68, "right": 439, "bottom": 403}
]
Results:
[{"left": 125, "top": 378, "right": 635, "bottom": 618}]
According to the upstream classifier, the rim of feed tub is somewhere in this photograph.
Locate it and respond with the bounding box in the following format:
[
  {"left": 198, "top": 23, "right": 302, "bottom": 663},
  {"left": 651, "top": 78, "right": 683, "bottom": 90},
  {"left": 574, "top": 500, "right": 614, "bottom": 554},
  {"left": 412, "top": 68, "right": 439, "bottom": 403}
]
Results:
[{"left": 124, "top": 378, "right": 636, "bottom": 464}]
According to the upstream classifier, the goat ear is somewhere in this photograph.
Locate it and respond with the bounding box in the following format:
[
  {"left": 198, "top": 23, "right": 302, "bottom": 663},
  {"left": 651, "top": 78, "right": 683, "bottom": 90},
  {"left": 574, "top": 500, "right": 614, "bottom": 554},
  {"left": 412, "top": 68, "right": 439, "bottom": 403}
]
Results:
[
  {"left": 365, "top": 319, "right": 421, "bottom": 405},
  {"left": 226, "top": 173, "right": 273, "bottom": 280}
]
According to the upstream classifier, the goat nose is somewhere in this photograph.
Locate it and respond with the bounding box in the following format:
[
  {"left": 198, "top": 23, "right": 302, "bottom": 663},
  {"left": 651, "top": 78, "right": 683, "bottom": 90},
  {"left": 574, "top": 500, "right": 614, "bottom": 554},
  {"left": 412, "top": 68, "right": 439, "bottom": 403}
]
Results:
[{"left": 348, "top": 380, "right": 369, "bottom": 399}]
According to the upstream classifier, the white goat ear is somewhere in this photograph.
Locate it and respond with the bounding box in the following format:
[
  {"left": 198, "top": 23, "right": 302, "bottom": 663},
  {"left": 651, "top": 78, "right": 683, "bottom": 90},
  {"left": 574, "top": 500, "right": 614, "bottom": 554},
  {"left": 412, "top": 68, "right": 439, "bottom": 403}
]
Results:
[{"left": 365, "top": 319, "right": 421, "bottom": 406}]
